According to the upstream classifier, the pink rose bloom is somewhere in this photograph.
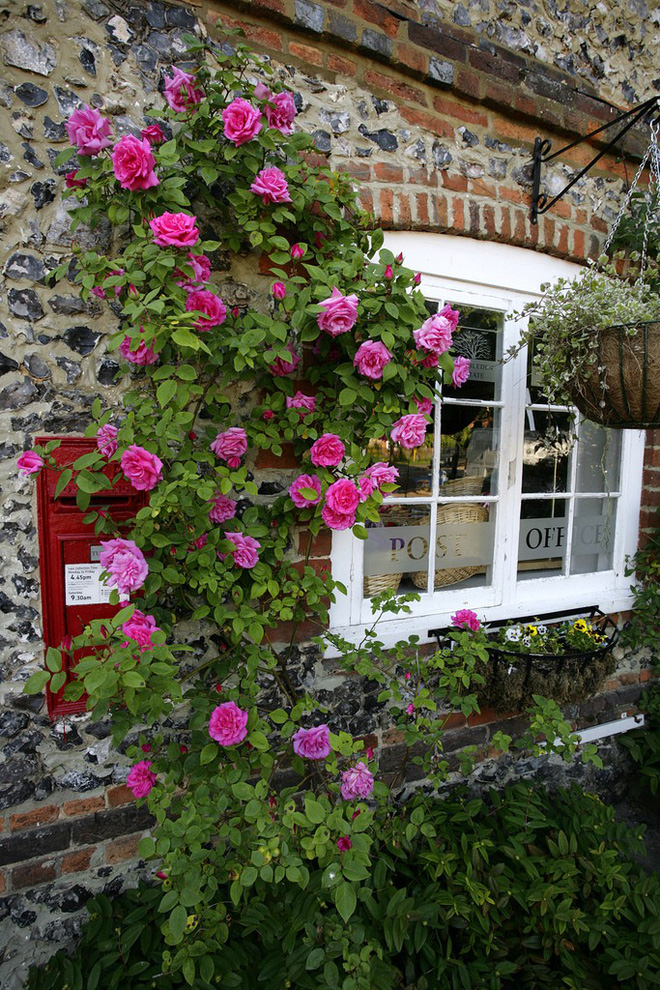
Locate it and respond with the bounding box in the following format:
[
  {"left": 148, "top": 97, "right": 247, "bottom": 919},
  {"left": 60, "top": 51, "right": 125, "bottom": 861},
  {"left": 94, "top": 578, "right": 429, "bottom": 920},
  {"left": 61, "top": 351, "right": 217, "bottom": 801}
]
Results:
[
  {"left": 438, "top": 303, "right": 460, "bottom": 332},
  {"left": 337, "top": 836, "right": 352, "bottom": 852},
  {"left": 222, "top": 97, "right": 262, "bottom": 145},
  {"left": 413, "top": 314, "right": 453, "bottom": 355},
  {"left": 250, "top": 166, "right": 292, "bottom": 205},
  {"left": 65, "top": 104, "right": 112, "bottom": 155},
  {"left": 224, "top": 532, "right": 261, "bottom": 569},
  {"left": 452, "top": 609, "right": 480, "bottom": 631},
  {"left": 289, "top": 474, "right": 322, "bottom": 508},
  {"left": 96, "top": 424, "right": 118, "bottom": 459},
  {"left": 126, "top": 760, "right": 156, "bottom": 799},
  {"left": 121, "top": 445, "right": 164, "bottom": 491},
  {"left": 265, "top": 91, "right": 297, "bottom": 134},
  {"left": 390, "top": 414, "right": 428, "bottom": 449},
  {"left": 321, "top": 504, "right": 355, "bottom": 531},
  {"left": 65, "top": 170, "right": 88, "bottom": 189},
  {"left": 406, "top": 702, "right": 415, "bottom": 715},
  {"left": 357, "top": 475, "right": 374, "bottom": 502},
  {"left": 209, "top": 701, "right": 248, "bottom": 746},
  {"left": 111, "top": 134, "right": 158, "bottom": 191},
  {"left": 150, "top": 212, "right": 199, "bottom": 248},
  {"left": 99, "top": 538, "right": 148, "bottom": 595},
  {"left": 189, "top": 533, "right": 207, "bottom": 552},
  {"left": 269, "top": 345, "right": 300, "bottom": 377},
  {"left": 186, "top": 253, "right": 211, "bottom": 283},
  {"left": 364, "top": 462, "right": 399, "bottom": 490},
  {"left": 208, "top": 492, "right": 237, "bottom": 524},
  {"left": 415, "top": 397, "right": 434, "bottom": 415},
  {"left": 141, "top": 124, "right": 165, "bottom": 144},
  {"left": 451, "top": 356, "right": 471, "bottom": 388},
  {"left": 286, "top": 392, "right": 316, "bottom": 416},
  {"left": 310, "top": 433, "right": 345, "bottom": 467},
  {"left": 384, "top": 264, "right": 393, "bottom": 279},
  {"left": 119, "top": 333, "right": 159, "bottom": 366},
  {"left": 340, "top": 761, "right": 374, "bottom": 801},
  {"left": 211, "top": 427, "right": 247, "bottom": 468},
  {"left": 353, "top": 340, "right": 393, "bottom": 380},
  {"left": 185, "top": 289, "right": 227, "bottom": 331},
  {"left": 317, "top": 287, "right": 359, "bottom": 337},
  {"left": 420, "top": 352, "right": 439, "bottom": 369},
  {"left": 292, "top": 724, "right": 331, "bottom": 760},
  {"left": 163, "top": 67, "right": 204, "bottom": 113},
  {"left": 272, "top": 281, "right": 286, "bottom": 300},
  {"left": 17, "top": 451, "right": 44, "bottom": 476},
  {"left": 325, "top": 478, "right": 360, "bottom": 517},
  {"left": 122, "top": 608, "right": 159, "bottom": 650},
  {"left": 253, "top": 81, "right": 271, "bottom": 100},
  {"left": 413, "top": 273, "right": 421, "bottom": 285},
  {"left": 291, "top": 243, "right": 306, "bottom": 261}
]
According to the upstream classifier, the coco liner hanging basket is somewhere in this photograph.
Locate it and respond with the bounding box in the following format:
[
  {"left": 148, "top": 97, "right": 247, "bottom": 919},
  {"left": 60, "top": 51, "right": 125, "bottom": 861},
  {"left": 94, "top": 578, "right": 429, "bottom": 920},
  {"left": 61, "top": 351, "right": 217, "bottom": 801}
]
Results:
[
  {"left": 568, "top": 319, "right": 660, "bottom": 427},
  {"left": 478, "top": 612, "right": 618, "bottom": 713}
]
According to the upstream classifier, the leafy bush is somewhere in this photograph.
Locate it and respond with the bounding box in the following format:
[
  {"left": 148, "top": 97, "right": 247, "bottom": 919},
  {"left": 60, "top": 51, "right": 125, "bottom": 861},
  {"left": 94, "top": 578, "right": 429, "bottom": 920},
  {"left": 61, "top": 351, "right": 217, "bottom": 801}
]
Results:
[{"left": 28, "top": 782, "right": 660, "bottom": 990}]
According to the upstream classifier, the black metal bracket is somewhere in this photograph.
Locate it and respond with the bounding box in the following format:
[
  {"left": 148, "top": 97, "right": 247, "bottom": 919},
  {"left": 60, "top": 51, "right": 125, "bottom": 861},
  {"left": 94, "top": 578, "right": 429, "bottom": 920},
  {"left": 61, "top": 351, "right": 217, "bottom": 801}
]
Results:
[{"left": 530, "top": 95, "right": 660, "bottom": 224}]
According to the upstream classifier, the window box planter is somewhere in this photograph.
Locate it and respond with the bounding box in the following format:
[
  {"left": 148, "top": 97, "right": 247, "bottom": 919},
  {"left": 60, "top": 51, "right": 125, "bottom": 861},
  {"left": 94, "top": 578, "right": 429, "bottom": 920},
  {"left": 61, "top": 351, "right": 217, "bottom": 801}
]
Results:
[{"left": 478, "top": 612, "right": 619, "bottom": 712}]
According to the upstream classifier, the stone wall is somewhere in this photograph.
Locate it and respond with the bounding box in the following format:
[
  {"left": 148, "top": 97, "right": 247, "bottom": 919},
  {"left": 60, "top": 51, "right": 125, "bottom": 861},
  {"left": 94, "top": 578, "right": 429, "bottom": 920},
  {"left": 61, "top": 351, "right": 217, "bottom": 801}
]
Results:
[{"left": 0, "top": 0, "right": 658, "bottom": 986}]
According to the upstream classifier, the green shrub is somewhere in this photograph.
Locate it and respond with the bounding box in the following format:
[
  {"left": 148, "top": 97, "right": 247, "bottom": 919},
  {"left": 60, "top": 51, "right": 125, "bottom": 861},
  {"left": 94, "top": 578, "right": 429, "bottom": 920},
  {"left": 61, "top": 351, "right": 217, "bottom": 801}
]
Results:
[{"left": 28, "top": 781, "right": 660, "bottom": 990}]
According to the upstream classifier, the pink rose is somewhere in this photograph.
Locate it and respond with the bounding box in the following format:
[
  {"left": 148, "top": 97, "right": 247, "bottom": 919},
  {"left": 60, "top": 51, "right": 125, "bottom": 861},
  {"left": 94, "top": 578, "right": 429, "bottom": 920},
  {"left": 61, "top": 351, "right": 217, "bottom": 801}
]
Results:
[
  {"left": 253, "top": 81, "right": 271, "bottom": 101},
  {"left": 119, "top": 333, "right": 158, "bottom": 366},
  {"left": 150, "top": 212, "right": 199, "bottom": 248},
  {"left": 419, "top": 352, "right": 439, "bottom": 369},
  {"left": 17, "top": 451, "right": 44, "bottom": 476},
  {"left": 291, "top": 243, "right": 306, "bottom": 261},
  {"left": 250, "top": 166, "right": 292, "bottom": 205},
  {"left": 340, "top": 761, "right": 374, "bottom": 801},
  {"left": 269, "top": 345, "right": 300, "bottom": 377},
  {"left": 310, "top": 433, "right": 344, "bottom": 467},
  {"left": 186, "top": 253, "right": 211, "bottom": 283},
  {"left": 272, "top": 281, "right": 287, "bottom": 300},
  {"left": 265, "top": 91, "right": 297, "bottom": 134},
  {"left": 99, "top": 538, "right": 148, "bottom": 595},
  {"left": 208, "top": 492, "right": 237, "bottom": 524},
  {"left": 438, "top": 303, "right": 460, "bottom": 332},
  {"left": 413, "top": 273, "right": 421, "bottom": 285},
  {"left": 384, "top": 264, "right": 393, "bottom": 279},
  {"left": 364, "top": 462, "right": 399, "bottom": 490},
  {"left": 96, "top": 424, "right": 118, "bottom": 459},
  {"left": 337, "top": 836, "right": 352, "bottom": 852},
  {"left": 390, "top": 414, "right": 428, "bottom": 449},
  {"left": 321, "top": 503, "right": 355, "bottom": 530},
  {"left": 209, "top": 700, "right": 248, "bottom": 745},
  {"left": 406, "top": 702, "right": 415, "bottom": 715},
  {"left": 357, "top": 476, "right": 374, "bottom": 502},
  {"left": 141, "top": 124, "right": 165, "bottom": 144},
  {"left": 292, "top": 724, "right": 331, "bottom": 760},
  {"left": 126, "top": 760, "right": 156, "bottom": 799},
  {"left": 414, "top": 396, "right": 433, "bottom": 415},
  {"left": 413, "top": 314, "right": 453, "bottom": 355},
  {"left": 452, "top": 609, "right": 480, "bottom": 631},
  {"left": 317, "top": 287, "right": 359, "bottom": 337},
  {"left": 111, "top": 134, "right": 158, "bottom": 191},
  {"left": 188, "top": 533, "right": 207, "bottom": 552},
  {"left": 65, "top": 170, "right": 88, "bottom": 189},
  {"left": 65, "top": 104, "right": 112, "bottom": 156},
  {"left": 289, "top": 474, "right": 322, "bottom": 508},
  {"left": 163, "top": 67, "right": 204, "bottom": 113},
  {"left": 185, "top": 289, "right": 227, "bottom": 331},
  {"left": 325, "top": 478, "right": 360, "bottom": 517},
  {"left": 286, "top": 392, "right": 316, "bottom": 416},
  {"left": 210, "top": 427, "right": 247, "bottom": 468},
  {"left": 451, "top": 356, "right": 471, "bottom": 388},
  {"left": 224, "top": 532, "right": 261, "bottom": 569},
  {"left": 122, "top": 608, "right": 159, "bottom": 650},
  {"left": 120, "top": 445, "right": 164, "bottom": 491},
  {"left": 353, "top": 340, "right": 392, "bottom": 380},
  {"left": 222, "top": 98, "right": 262, "bottom": 146}
]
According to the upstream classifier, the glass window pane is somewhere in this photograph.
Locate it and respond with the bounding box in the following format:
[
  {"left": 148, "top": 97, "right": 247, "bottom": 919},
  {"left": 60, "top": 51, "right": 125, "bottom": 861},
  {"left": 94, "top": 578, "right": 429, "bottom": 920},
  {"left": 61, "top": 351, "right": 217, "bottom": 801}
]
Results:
[
  {"left": 440, "top": 406, "right": 499, "bottom": 496},
  {"left": 446, "top": 304, "right": 503, "bottom": 402},
  {"left": 575, "top": 421, "right": 621, "bottom": 493},
  {"left": 570, "top": 498, "right": 616, "bottom": 573},
  {"left": 364, "top": 503, "right": 430, "bottom": 597},
  {"left": 366, "top": 436, "right": 434, "bottom": 498},
  {"left": 522, "top": 410, "right": 574, "bottom": 494},
  {"left": 434, "top": 500, "right": 495, "bottom": 591},
  {"left": 517, "top": 498, "right": 567, "bottom": 579}
]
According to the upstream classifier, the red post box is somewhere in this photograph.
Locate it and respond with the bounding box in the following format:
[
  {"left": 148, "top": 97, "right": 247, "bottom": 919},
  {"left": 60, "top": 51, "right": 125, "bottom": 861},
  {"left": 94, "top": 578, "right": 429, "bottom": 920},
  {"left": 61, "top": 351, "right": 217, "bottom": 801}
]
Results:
[{"left": 36, "top": 436, "right": 146, "bottom": 719}]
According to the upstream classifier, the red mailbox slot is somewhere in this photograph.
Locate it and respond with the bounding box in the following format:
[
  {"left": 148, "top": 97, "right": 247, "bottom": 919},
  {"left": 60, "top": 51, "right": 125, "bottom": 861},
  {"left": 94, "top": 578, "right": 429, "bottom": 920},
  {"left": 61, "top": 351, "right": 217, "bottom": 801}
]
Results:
[{"left": 36, "top": 436, "right": 146, "bottom": 719}]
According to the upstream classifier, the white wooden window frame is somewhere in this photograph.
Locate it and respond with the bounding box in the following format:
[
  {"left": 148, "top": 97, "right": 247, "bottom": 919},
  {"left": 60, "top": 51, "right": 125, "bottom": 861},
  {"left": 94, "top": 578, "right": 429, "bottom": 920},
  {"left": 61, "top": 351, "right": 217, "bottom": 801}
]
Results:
[{"left": 329, "top": 234, "right": 644, "bottom": 648}]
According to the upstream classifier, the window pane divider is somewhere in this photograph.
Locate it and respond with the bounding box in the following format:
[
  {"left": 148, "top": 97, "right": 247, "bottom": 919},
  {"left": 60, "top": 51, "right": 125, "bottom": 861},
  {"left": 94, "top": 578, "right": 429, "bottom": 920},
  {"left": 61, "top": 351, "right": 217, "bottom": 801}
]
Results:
[{"left": 563, "top": 415, "right": 580, "bottom": 576}]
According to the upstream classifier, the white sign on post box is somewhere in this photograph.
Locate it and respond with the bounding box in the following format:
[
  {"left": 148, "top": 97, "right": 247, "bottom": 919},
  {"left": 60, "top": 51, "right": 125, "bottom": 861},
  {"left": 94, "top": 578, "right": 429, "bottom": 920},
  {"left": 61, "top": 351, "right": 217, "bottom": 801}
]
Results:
[{"left": 64, "top": 564, "right": 113, "bottom": 606}]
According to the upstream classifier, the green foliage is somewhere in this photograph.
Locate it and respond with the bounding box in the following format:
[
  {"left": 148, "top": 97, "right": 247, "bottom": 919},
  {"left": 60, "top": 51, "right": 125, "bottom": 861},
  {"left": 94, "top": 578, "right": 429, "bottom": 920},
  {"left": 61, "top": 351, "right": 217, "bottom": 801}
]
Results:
[{"left": 27, "top": 782, "right": 660, "bottom": 990}]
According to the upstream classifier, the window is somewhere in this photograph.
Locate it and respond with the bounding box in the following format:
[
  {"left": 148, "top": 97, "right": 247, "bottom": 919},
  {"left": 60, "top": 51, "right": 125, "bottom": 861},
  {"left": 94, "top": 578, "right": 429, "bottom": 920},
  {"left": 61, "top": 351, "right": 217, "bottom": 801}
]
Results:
[{"left": 329, "top": 234, "right": 644, "bottom": 646}]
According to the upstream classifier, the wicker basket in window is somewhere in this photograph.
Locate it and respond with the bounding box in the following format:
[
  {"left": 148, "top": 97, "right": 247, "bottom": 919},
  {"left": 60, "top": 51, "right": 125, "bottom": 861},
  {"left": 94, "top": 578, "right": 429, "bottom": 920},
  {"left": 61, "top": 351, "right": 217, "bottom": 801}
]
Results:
[
  {"left": 363, "top": 501, "right": 425, "bottom": 598},
  {"left": 411, "top": 501, "right": 489, "bottom": 590}
]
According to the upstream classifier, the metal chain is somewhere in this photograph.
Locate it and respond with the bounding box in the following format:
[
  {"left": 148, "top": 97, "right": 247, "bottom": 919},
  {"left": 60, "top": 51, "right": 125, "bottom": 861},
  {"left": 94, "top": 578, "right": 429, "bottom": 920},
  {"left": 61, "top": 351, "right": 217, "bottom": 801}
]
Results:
[
  {"left": 638, "top": 119, "right": 660, "bottom": 279},
  {"left": 601, "top": 130, "right": 655, "bottom": 257}
]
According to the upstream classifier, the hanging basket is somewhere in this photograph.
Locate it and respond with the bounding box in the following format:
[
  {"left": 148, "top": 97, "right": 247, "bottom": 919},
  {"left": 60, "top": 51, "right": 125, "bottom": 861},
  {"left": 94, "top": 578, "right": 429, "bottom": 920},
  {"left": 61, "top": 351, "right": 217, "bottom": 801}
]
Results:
[{"left": 568, "top": 320, "right": 660, "bottom": 428}]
